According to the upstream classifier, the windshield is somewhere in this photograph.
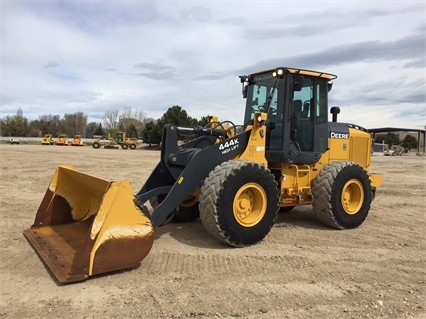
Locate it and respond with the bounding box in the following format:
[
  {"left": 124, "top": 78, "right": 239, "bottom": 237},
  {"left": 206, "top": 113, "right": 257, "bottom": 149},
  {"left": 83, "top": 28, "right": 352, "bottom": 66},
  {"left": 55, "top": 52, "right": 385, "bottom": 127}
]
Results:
[{"left": 244, "top": 72, "right": 281, "bottom": 124}]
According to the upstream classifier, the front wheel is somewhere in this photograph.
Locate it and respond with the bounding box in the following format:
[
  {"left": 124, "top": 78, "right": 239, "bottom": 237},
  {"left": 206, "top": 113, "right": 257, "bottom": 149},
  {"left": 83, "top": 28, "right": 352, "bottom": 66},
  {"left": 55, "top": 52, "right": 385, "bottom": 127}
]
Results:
[
  {"left": 199, "top": 160, "right": 279, "bottom": 247},
  {"left": 312, "top": 161, "right": 372, "bottom": 229}
]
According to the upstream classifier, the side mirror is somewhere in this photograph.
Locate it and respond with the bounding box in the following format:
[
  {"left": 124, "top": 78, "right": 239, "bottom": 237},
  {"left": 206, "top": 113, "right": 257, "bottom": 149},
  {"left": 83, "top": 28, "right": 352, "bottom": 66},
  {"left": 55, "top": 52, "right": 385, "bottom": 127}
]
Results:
[
  {"left": 242, "top": 84, "right": 248, "bottom": 98},
  {"left": 239, "top": 75, "right": 249, "bottom": 98},
  {"left": 293, "top": 75, "right": 303, "bottom": 91}
]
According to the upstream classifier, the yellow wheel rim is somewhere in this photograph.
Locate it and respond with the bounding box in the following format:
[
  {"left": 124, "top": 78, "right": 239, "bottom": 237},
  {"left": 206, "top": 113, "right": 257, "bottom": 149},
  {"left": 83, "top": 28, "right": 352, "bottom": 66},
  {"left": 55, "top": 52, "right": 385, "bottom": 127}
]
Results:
[
  {"left": 233, "top": 183, "right": 267, "bottom": 227},
  {"left": 341, "top": 179, "right": 364, "bottom": 215}
]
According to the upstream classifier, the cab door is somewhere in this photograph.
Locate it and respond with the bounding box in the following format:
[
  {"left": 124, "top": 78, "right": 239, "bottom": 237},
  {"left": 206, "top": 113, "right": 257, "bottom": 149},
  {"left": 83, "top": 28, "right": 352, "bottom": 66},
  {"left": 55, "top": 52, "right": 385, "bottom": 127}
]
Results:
[{"left": 291, "top": 77, "right": 315, "bottom": 151}]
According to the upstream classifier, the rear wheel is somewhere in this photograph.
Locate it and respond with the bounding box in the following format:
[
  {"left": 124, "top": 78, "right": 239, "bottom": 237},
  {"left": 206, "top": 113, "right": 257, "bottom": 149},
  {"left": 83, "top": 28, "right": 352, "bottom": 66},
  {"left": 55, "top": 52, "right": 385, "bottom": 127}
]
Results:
[
  {"left": 312, "top": 161, "right": 372, "bottom": 229},
  {"left": 279, "top": 206, "right": 295, "bottom": 213},
  {"left": 121, "top": 144, "right": 129, "bottom": 149},
  {"left": 149, "top": 194, "right": 200, "bottom": 224},
  {"left": 173, "top": 194, "right": 200, "bottom": 223},
  {"left": 199, "top": 160, "right": 279, "bottom": 247}
]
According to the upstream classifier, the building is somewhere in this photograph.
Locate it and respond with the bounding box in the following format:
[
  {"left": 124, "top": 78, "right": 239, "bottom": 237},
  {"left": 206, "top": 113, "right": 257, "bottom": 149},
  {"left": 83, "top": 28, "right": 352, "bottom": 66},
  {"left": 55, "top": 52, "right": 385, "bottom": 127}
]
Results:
[{"left": 368, "top": 127, "right": 425, "bottom": 154}]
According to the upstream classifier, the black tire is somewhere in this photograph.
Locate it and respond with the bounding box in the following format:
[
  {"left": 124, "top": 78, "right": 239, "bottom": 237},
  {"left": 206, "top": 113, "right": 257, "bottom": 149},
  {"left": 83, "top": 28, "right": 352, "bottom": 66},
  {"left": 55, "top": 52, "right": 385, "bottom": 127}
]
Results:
[
  {"left": 130, "top": 143, "right": 137, "bottom": 150},
  {"left": 199, "top": 160, "right": 279, "bottom": 247},
  {"left": 173, "top": 194, "right": 200, "bottom": 223},
  {"left": 312, "top": 161, "right": 372, "bottom": 229},
  {"left": 92, "top": 142, "right": 100, "bottom": 149},
  {"left": 173, "top": 205, "right": 200, "bottom": 223},
  {"left": 279, "top": 206, "right": 295, "bottom": 213},
  {"left": 150, "top": 194, "right": 199, "bottom": 224},
  {"left": 121, "top": 144, "right": 129, "bottom": 149}
]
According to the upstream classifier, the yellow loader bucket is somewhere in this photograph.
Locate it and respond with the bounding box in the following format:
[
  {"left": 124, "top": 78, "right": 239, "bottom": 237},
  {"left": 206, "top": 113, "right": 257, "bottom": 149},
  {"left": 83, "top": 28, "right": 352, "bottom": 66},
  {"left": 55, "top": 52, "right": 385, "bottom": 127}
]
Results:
[{"left": 23, "top": 166, "right": 154, "bottom": 283}]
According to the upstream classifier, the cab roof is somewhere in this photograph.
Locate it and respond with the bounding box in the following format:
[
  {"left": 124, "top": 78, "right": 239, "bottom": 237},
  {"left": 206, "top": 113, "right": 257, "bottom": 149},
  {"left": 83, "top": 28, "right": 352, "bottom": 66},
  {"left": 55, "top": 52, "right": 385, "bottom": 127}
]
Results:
[{"left": 250, "top": 67, "right": 337, "bottom": 81}]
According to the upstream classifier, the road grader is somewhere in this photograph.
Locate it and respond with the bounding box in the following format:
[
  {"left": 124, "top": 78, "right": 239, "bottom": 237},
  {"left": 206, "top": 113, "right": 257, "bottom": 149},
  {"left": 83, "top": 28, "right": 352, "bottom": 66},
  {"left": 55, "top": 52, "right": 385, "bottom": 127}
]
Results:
[
  {"left": 92, "top": 131, "right": 139, "bottom": 149},
  {"left": 24, "top": 67, "right": 383, "bottom": 283}
]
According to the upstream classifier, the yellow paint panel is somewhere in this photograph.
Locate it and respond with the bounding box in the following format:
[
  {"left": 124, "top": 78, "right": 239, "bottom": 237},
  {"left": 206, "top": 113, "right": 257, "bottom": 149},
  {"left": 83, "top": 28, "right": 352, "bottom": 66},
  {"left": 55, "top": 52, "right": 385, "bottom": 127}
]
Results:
[
  {"left": 49, "top": 166, "right": 110, "bottom": 221},
  {"left": 369, "top": 173, "right": 384, "bottom": 188},
  {"left": 328, "top": 138, "right": 349, "bottom": 161},
  {"left": 90, "top": 181, "right": 153, "bottom": 274}
]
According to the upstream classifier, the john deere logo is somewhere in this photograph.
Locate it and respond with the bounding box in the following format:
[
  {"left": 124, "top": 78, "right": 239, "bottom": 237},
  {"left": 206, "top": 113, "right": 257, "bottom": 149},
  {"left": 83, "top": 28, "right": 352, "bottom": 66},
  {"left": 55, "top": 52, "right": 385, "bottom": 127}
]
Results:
[{"left": 330, "top": 132, "right": 349, "bottom": 139}]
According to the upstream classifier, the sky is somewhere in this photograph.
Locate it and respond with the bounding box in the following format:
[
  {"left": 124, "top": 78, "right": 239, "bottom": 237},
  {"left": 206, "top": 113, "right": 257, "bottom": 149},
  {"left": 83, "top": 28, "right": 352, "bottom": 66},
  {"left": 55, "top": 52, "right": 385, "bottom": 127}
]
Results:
[{"left": 1, "top": 0, "right": 425, "bottom": 130}]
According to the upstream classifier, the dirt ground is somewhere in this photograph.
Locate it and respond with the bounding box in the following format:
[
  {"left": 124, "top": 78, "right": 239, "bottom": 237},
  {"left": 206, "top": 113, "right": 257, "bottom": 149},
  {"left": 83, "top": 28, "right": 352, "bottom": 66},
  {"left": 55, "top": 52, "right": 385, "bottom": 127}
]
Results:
[{"left": 0, "top": 144, "right": 425, "bottom": 319}]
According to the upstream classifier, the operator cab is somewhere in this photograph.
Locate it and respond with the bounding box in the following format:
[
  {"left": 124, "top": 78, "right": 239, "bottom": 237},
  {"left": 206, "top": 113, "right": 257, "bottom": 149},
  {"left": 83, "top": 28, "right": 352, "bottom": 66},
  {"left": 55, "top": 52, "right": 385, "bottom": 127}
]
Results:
[{"left": 241, "top": 67, "right": 337, "bottom": 165}]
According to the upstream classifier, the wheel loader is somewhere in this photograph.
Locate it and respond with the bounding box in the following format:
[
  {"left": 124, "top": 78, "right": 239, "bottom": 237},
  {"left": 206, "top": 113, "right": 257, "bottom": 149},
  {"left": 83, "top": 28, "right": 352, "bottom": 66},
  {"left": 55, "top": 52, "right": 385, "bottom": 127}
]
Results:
[
  {"left": 56, "top": 134, "right": 69, "bottom": 146},
  {"left": 41, "top": 134, "right": 54, "bottom": 145},
  {"left": 70, "top": 134, "right": 85, "bottom": 146},
  {"left": 24, "top": 67, "right": 383, "bottom": 283}
]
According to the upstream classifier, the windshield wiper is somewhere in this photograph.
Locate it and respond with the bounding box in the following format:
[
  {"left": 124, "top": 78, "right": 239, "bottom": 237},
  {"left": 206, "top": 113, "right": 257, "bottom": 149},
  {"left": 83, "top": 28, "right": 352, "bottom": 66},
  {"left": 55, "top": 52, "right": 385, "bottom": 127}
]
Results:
[{"left": 260, "top": 77, "right": 280, "bottom": 114}]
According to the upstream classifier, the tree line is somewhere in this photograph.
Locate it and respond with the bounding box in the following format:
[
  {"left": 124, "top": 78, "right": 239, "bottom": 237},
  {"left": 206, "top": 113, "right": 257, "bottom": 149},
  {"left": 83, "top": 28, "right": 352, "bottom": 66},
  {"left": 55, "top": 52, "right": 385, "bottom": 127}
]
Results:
[
  {"left": 374, "top": 132, "right": 418, "bottom": 151},
  {"left": 0, "top": 106, "right": 209, "bottom": 146},
  {"left": 1, "top": 107, "right": 420, "bottom": 149}
]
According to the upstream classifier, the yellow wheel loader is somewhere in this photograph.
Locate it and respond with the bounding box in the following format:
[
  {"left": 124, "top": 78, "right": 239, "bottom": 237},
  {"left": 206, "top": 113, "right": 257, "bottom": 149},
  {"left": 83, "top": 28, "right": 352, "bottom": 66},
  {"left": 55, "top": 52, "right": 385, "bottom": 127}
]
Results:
[
  {"left": 70, "top": 134, "right": 85, "bottom": 146},
  {"left": 56, "top": 134, "right": 69, "bottom": 146},
  {"left": 41, "top": 134, "right": 54, "bottom": 145},
  {"left": 24, "top": 67, "right": 383, "bottom": 283}
]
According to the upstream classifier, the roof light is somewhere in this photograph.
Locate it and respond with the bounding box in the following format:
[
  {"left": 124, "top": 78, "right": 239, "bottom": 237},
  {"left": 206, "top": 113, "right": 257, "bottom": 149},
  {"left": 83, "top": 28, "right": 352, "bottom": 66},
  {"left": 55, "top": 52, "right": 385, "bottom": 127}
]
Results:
[{"left": 272, "top": 68, "right": 284, "bottom": 78}]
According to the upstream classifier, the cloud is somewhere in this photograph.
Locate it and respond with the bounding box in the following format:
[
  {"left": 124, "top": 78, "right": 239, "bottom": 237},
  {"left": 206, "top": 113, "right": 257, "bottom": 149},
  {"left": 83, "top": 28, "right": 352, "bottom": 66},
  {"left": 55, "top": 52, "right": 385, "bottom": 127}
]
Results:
[
  {"left": 16, "top": 1, "right": 160, "bottom": 32},
  {"left": 132, "top": 63, "right": 177, "bottom": 80},
  {"left": 178, "top": 6, "right": 213, "bottom": 23},
  {"left": 246, "top": 30, "right": 423, "bottom": 72},
  {"left": 1, "top": 1, "right": 425, "bottom": 131},
  {"left": 43, "top": 62, "right": 60, "bottom": 68},
  {"left": 193, "top": 72, "right": 228, "bottom": 81}
]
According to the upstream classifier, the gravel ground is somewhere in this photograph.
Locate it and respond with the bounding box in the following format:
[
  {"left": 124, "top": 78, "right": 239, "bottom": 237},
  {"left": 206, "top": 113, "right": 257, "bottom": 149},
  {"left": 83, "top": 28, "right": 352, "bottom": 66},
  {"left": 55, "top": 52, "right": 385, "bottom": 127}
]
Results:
[{"left": 0, "top": 144, "right": 425, "bottom": 319}]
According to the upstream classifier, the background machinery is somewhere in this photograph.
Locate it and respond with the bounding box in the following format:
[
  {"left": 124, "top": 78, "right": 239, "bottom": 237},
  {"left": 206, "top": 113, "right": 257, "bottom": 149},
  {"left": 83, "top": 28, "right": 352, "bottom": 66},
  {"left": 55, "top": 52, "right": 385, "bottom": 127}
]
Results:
[
  {"left": 24, "top": 67, "right": 382, "bottom": 283},
  {"left": 9, "top": 138, "right": 20, "bottom": 145},
  {"left": 41, "top": 134, "right": 54, "bottom": 145},
  {"left": 56, "top": 134, "right": 69, "bottom": 146},
  {"left": 92, "top": 131, "right": 139, "bottom": 149},
  {"left": 70, "top": 134, "right": 85, "bottom": 146}
]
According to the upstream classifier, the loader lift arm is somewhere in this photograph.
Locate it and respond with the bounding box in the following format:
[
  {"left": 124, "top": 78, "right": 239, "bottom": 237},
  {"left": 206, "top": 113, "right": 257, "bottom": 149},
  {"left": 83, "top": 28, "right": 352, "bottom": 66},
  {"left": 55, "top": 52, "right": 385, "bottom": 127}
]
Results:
[{"left": 135, "top": 124, "right": 251, "bottom": 227}]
